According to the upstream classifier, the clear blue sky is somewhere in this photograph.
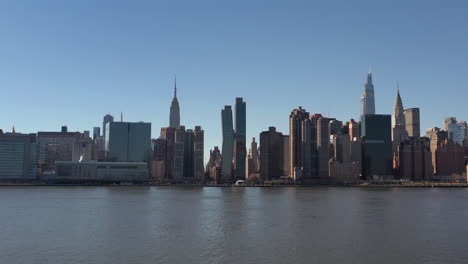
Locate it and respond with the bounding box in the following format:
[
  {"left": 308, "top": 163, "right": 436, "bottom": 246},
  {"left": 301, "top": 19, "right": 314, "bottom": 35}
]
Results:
[{"left": 1, "top": 0, "right": 467, "bottom": 161}]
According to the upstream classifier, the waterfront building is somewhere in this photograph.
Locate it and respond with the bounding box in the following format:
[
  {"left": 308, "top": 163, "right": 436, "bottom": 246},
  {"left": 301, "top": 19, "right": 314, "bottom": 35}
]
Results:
[
  {"left": 395, "top": 137, "right": 432, "bottom": 180},
  {"left": 404, "top": 108, "right": 420, "bottom": 137},
  {"left": 259, "top": 127, "right": 284, "bottom": 181},
  {"left": 392, "top": 89, "right": 408, "bottom": 151},
  {"left": 246, "top": 137, "right": 259, "bottom": 178},
  {"left": 234, "top": 98, "right": 247, "bottom": 180},
  {"left": 316, "top": 115, "right": 331, "bottom": 179},
  {"left": 206, "top": 146, "right": 222, "bottom": 182},
  {"left": 282, "top": 135, "right": 290, "bottom": 177},
  {"left": 173, "top": 126, "right": 204, "bottom": 182},
  {"left": 105, "top": 121, "right": 151, "bottom": 162},
  {"left": 152, "top": 138, "right": 168, "bottom": 180},
  {"left": 361, "top": 114, "right": 393, "bottom": 179},
  {"left": 221, "top": 105, "right": 234, "bottom": 182},
  {"left": 102, "top": 114, "right": 114, "bottom": 141},
  {"left": 37, "top": 129, "right": 92, "bottom": 173},
  {"left": 329, "top": 120, "right": 343, "bottom": 136},
  {"left": 429, "top": 129, "right": 465, "bottom": 177},
  {"left": 289, "top": 107, "right": 311, "bottom": 180},
  {"left": 169, "top": 78, "right": 180, "bottom": 128},
  {"left": 54, "top": 161, "right": 148, "bottom": 180},
  {"left": 329, "top": 132, "right": 361, "bottom": 183},
  {"left": 160, "top": 127, "right": 177, "bottom": 180},
  {"left": 360, "top": 69, "right": 376, "bottom": 117},
  {"left": 0, "top": 132, "right": 37, "bottom": 179}
]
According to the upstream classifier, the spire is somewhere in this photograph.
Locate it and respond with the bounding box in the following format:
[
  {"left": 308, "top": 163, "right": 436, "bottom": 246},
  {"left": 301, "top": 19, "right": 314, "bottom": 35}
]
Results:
[
  {"left": 12, "top": 126, "right": 15, "bottom": 133},
  {"left": 174, "top": 75, "right": 177, "bottom": 99}
]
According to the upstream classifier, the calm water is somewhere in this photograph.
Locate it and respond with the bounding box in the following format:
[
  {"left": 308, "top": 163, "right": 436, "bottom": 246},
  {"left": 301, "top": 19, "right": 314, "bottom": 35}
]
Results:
[{"left": 1, "top": 187, "right": 468, "bottom": 264}]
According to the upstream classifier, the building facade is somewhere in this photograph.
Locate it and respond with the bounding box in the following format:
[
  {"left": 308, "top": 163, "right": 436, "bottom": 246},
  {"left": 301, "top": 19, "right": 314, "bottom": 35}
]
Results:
[
  {"left": 234, "top": 97, "right": 246, "bottom": 180},
  {"left": 259, "top": 127, "right": 284, "bottom": 181},
  {"left": 360, "top": 70, "right": 376, "bottom": 117},
  {"left": 404, "top": 108, "right": 420, "bottom": 137},
  {"left": 169, "top": 79, "right": 180, "bottom": 128},
  {"left": 395, "top": 137, "right": 432, "bottom": 180},
  {"left": 0, "top": 132, "right": 37, "bottom": 179},
  {"left": 361, "top": 114, "right": 393, "bottom": 179},
  {"left": 221, "top": 105, "right": 234, "bottom": 182},
  {"left": 105, "top": 122, "right": 151, "bottom": 162}
]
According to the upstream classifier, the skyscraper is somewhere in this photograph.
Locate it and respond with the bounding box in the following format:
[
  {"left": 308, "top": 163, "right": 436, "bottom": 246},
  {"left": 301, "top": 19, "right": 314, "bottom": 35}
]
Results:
[
  {"left": 0, "top": 132, "right": 37, "bottom": 179},
  {"left": 404, "top": 108, "right": 420, "bottom": 137},
  {"left": 172, "top": 126, "right": 204, "bottom": 182},
  {"left": 259, "top": 127, "right": 284, "bottom": 181},
  {"left": 221, "top": 105, "right": 234, "bottom": 182},
  {"left": 360, "top": 69, "right": 376, "bottom": 117},
  {"left": 105, "top": 122, "right": 151, "bottom": 162},
  {"left": 93, "top": 127, "right": 100, "bottom": 140},
  {"left": 289, "top": 107, "right": 310, "bottom": 180},
  {"left": 392, "top": 89, "right": 408, "bottom": 151},
  {"left": 234, "top": 97, "right": 246, "bottom": 180},
  {"left": 361, "top": 114, "right": 393, "bottom": 179},
  {"left": 169, "top": 78, "right": 180, "bottom": 128},
  {"left": 102, "top": 114, "right": 114, "bottom": 141}
]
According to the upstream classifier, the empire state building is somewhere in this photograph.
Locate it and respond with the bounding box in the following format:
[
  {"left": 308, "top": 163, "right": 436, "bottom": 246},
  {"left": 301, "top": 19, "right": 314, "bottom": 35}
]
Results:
[
  {"left": 169, "top": 78, "right": 180, "bottom": 128},
  {"left": 360, "top": 69, "right": 376, "bottom": 116}
]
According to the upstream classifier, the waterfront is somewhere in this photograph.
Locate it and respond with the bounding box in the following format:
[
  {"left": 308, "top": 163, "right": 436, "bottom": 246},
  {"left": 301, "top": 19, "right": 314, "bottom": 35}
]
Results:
[{"left": 1, "top": 187, "right": 468, "bottom": 264}]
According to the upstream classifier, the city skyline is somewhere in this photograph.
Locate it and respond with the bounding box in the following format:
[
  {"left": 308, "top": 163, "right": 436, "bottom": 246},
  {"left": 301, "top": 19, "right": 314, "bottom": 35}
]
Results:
[{"left": 1, "top": 1, "right": 467, "bottom": 161}]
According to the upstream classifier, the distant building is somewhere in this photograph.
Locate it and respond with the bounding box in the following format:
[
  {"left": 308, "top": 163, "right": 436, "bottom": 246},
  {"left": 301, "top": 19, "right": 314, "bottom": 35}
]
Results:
[
  {"left": 160, "top": 127, "right": 177, "bottom": 180},
  {"left": 54, "top": 161, "right": 148, "bottom": 180},
  {"left": 246, "top": 137, "right": 259, "bottom": 178},
  {"left": 105, "top": 122, "right": 151, "bottom": 162},
  {"left": 329, "top": 132, "right": 361, "bottom": 183},
  {"left": 93, "top": 127, "right": 100, "bottom": 140},
  {"left": 221, "top": 105, "right": 234, "bottom": 182},
  {"left": 234, "top": 98, "right": 246, "bottom": 181},
  {"left": 430, "top": 129, "right": 465, "bottom": 176},
  {"left": 169, "top": 78, "right": 180, "bottom": 128},
  {"left": 289, "top": 107, "right": 311, "bottom": 180},
  {"left": 206, "top": 146, "right": 222, "bottom": 182},
  {"left": 37, "top": 129, "right": 92, "bottom": 173},
  {"left": 259, "top": 127, "right": 284, "bottom": 181},
  {"left": 348, "top": 119, "right": 360, "bottom": 140},
  {"left": 360, "top": 70, "right": 376, "bottom": 117},
  {"left": 152, "top": 138, "right": 168, "bottom": 180},
  {"left": 316, "top": 115, "right": 331, "bottom": 179},
  {"left": 392, "top": 89, "right": 408, "bottom": 151},
  {"left": 395, "top": 137, "right": 432, "bottom": 180},
  {"left": 173, "top": 126, "right": 204, "bottom": 182},
  {"left": 102, "top": 114, "right": 114, "bottom": 141},
  {"left": 282, "top": 135, "right": 290, "bottom": 177},
  {"left": 443, "top": 117, "right": 467, "bottom": 145},
  {"left": 0, "top": 132, "right": 37, "bottom": 179},
  {"left": 404, "top": 108, "right": 420, "bottom": 137},
  {"left": 361, "top": 114, "right": 393, "bottom": 179}
]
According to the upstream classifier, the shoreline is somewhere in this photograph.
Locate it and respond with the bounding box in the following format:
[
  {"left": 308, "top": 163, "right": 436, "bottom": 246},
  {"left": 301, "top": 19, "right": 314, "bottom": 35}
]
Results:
[{"left": 1, "top": 181, "right": 468, "bottom": 188}]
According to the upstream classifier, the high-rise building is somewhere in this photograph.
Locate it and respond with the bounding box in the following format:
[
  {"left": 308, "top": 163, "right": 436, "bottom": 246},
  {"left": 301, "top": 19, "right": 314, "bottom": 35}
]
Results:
[
  {"left": 443, "top": 117, "right": 466, "bottom": 145},
  {"left": 93, "top": 127, "right": 100, "bottom": 140},
  {"left": 349, "top": 119, "right": 360, "bottom": 140},
  {"left": 152, "top": 138, "right": 168, "bottom": 180},
  {"left": 206, "top": 147, "right": 222, "bottom": 182},
  {"left": 430, "top": 129, "right": 465, "bottom": 176},
  {"left": 361, "top": 114, "right": 393, "bottom": 179},
  {"left": 160, "top": 127, "right": 176, "bottom": 180},
  {"left": 105, "top": 122, "right": 151, "bottom": 162},
  {"left": 246, "top": 137, "right": 259, "bottom": 178},
  {"left": 395, "top": 137, "right": 432, "bottom": 180},
  {"left": 259, "top": 127, "right": 284, "bottom": 181},
  {"left": 169, "top": 78, "right": 181, "bottom": 128},
  {"left": 0, "top": 132, "right": 37, "bottom": 179},
  {"left": 234, "top": 97, "right": 246, "bottom": 180},
  {"left": 392, "top": 89, "right": 408, "bottom": 151},
  {"left": 282, "top": 135, "right": 290, "bottom": 177},
  {"left": 316, "top": 115, "right": 331, "bottom": 179},
  {"left": 360, "top": 69, "right": 376, "bottom": 117},
  {"left": 221, "top": 106, "right": 234, "bottom": 182},
  {"left": 102, "top": 114, "right": 114, "bottom": 141},
  {"left": 404, "top": 108, "right": 420, "bottom": 137},
  {"left": 289, "top": 107, "right": 311, "bottom": 180},
  {"left": 173, "top": 126, "right": 204, "bottom": 181}
]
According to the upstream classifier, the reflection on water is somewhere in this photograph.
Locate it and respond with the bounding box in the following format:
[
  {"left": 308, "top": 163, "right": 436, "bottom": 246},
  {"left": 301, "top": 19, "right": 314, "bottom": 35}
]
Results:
[{"left": 1, "top": 187, "right": 468, "bottom": 264}]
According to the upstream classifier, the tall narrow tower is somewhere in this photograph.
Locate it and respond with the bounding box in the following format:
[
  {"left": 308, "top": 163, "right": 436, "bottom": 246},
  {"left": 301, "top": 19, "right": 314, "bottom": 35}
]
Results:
[
  {"left": 392, "top": 86, "right": 408, "bottom": 151},
  {"left": 234, "top": 97, "right": 247, "bottom": 180},
  {"left": 169, "top": 77, "right": 180, "bottom": 128},
  {"left": 360, "top": 69, "right": 376, "bottom": 117}
]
